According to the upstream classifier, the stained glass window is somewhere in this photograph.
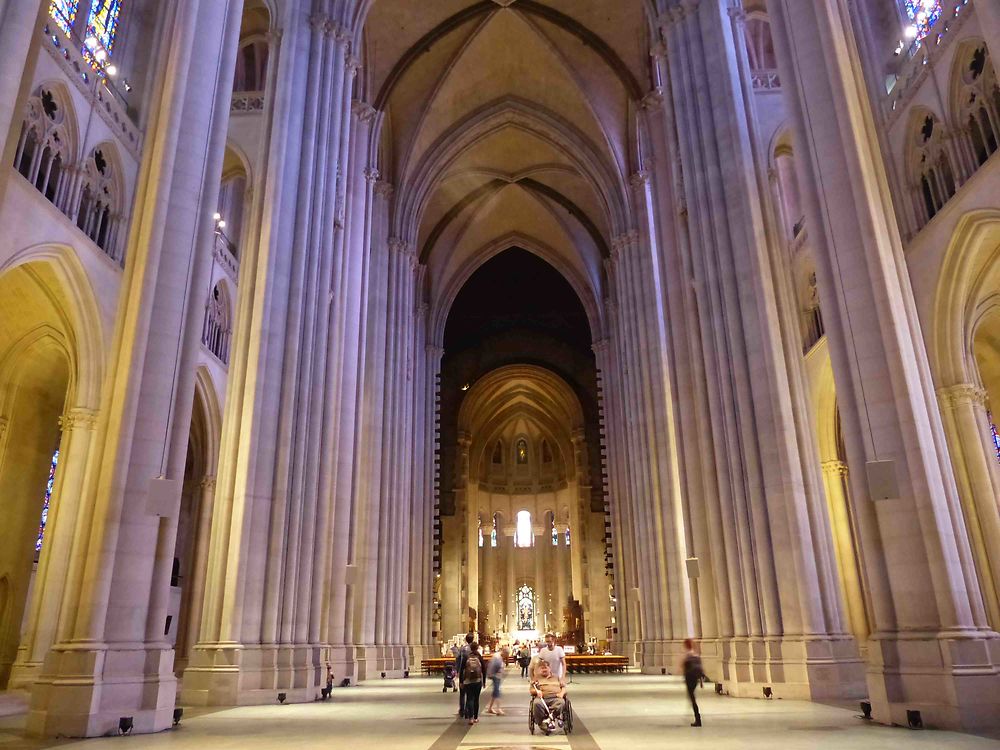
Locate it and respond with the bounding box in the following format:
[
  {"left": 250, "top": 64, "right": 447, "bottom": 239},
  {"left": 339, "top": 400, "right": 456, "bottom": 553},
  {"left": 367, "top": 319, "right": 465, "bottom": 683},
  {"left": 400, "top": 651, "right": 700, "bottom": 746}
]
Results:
[
  {"left": 49, "top": 0, "right": 79, "bottom": 37},
  {"left": 515, "top": 510, "right": 532, "bottom": 548},
  {"left": 904, "top": 0, "right": 943, "bottom": 44},
  {"left": 551, "top": 521, "right": 558, "bottom": 546},
  {"left": 989, "top": 410, "right": 1000, "bottom": 464},
  {"left": 516, "top": 439, "right": 528, "bottom": 464},
  {"left": 516, "top": 584, "right": 535, "bottom": 630},
  {"left": 36, "top": 449, "right": 60, "bottom": 554},
  {"left": 478, "top": 516, "right": 483, "bottom": 548},
  {"left": 490, "top": 514, "right": 498, "bottom": 548},
  {"left": 565, "top": 527, "right": 571, "bottom": 547},
  {"left": 87, "top": 0, "right": 122, "bottom": 54}
]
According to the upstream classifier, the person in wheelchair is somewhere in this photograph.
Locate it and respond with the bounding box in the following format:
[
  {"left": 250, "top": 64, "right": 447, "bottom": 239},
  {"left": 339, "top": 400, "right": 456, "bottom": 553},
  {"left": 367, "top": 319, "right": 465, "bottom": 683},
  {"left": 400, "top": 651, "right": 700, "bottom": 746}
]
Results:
[{"left": 529, "top": 660, "right": 567, "bottom": 734}]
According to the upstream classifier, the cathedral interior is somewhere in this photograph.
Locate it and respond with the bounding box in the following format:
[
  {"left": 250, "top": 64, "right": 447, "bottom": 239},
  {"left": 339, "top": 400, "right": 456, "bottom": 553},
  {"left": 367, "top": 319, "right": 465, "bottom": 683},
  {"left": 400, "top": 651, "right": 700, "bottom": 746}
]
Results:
[{"left": 1, "top": 0, "right": 1000, "bottom": 745}]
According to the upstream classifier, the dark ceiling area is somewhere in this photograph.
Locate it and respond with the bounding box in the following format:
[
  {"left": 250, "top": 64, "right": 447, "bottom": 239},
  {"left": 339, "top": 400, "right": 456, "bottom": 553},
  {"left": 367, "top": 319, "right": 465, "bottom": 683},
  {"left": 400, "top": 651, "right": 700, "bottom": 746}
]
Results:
[{"left": 438, "top": 248, "right": 605, "bottom": 515}]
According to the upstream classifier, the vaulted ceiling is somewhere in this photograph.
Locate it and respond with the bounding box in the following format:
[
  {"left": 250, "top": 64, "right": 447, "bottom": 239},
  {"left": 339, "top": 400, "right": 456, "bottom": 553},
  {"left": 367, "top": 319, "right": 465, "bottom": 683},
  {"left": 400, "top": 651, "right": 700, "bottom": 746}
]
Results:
[{"left": 362, "top": 0, "right": 652, "bottom": 339}]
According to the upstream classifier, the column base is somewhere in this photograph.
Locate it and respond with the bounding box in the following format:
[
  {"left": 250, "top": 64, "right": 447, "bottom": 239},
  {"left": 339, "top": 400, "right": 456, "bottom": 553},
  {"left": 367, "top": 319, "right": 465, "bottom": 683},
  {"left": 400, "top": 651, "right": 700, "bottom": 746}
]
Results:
[
  {"left": 713, "top": 635, "right": 865, "bottom": 701},
  {"left": 865, "top": 629, "right": 1000, "bottom": 731},
  {"left": 179, "top": 642, "right": 328, "bottom": 706},
  {"left": 637, "top": 639, "right": 687, "bottom": 674},
  {"left": 26, "top": 640, "right": 176, "bottom": 738},
  {"left": 352, "top": 644, "right": 409, "bottom": 680},
  {"left": 7, "top": 649, "right": 42, "bottom": 691}
]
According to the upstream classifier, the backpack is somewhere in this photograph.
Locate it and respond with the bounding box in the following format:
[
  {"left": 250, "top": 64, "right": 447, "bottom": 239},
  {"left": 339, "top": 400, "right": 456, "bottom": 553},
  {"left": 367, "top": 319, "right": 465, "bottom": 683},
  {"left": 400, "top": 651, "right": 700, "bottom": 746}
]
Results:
[{"left": 463, "top": 654, "right": 483, "bottom": 682}]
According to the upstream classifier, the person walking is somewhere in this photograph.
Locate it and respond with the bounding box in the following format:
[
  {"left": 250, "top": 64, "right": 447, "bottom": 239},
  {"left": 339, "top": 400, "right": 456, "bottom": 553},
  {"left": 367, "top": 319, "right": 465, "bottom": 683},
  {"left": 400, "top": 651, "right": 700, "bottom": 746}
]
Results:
[
  {"left": 485, "top": 646, "right": 508, "bottom": 715},
  {"left": 460, "top": 642, "right": 485, "bottom": 725},
  {"left": 517, "top": 643, "right": 530, "bottom": 678},
  {"left": 682, "top": 638, "right": 705, "bottom": 727},
  {"left": 454, "top": 633, "right": 474, "bottom": 716}
]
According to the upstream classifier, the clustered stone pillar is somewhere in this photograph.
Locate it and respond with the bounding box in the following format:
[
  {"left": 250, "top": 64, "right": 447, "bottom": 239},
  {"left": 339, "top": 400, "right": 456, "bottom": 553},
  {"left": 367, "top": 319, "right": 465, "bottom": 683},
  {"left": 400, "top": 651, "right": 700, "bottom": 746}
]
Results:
[
  {"left": 26, "top": 0, "right": 243, "bottom": 737},
  {"left": 767, "top": 0, "right": 1000, "bottom": 728}
]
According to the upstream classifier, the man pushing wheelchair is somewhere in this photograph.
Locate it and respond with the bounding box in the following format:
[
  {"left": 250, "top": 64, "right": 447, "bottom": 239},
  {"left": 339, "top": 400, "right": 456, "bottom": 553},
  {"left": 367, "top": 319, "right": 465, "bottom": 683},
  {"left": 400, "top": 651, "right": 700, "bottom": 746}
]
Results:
[{"left": 528, "top": 660, "right": 571, "bottom": 734}]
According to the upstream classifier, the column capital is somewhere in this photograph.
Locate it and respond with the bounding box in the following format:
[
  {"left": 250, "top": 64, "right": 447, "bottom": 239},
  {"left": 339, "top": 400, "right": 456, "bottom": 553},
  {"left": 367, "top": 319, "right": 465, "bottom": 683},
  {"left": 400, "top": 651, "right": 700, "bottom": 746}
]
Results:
[
  {"left": 821, "top": 460, "right": 849, "bottom": 478},
  {"left": 611, "top": 229, "right": 639, "bottom": 253},
  {"left": 199, "top": 476, "right": 217, "bottom": 491},
  {"left": 375, "top": 179, "right": 394, "bottom": 199},
  {"left": 937, "top": 383, "right": 988, "bottom": 409},
  {"left": 641, "top": 88, "right": 665, "bottom": 112},
  {"left": 352, "top": 100, "right": 376, "bottom": 123},
  {"left": 59, "top": 407, "right": 98, "bottom": 432},
  {"left": 629, "top": 171, "right": 650, "bottom": 191},
  {"left": 727, "top": 6, "right": 747, "bottom": 25},
  {"left": 591, "top": 338, "right": 610, "bottom": 356},
  {"left": 426, "top": 343, "right": 444, "bottom": 358},
  {"left": 364, "top": 166, "right": 380, "bottom": 184}
]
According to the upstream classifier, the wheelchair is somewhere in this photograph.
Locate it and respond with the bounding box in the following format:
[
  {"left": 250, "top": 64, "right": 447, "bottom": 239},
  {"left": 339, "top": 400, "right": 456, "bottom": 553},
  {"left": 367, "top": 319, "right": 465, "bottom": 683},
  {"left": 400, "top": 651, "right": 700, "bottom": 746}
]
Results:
[{"left": 528, "top": 694, "right": 573, "bottom": 735}]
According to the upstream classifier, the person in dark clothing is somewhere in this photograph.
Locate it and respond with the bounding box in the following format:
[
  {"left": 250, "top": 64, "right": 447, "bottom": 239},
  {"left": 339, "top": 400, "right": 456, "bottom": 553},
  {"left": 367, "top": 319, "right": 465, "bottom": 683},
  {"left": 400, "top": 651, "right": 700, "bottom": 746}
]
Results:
[
  {"left": 455, "top": 633, "right": 474, "bottom": 715},
  {"left": 517, "top": 644, "right": 531, "bottom": 678},
  {"left": 682, "top": 638, "right": 705, "bottom": 727},
  {"left": 461, "top": 642, "right": 485, "bottom": 725}
]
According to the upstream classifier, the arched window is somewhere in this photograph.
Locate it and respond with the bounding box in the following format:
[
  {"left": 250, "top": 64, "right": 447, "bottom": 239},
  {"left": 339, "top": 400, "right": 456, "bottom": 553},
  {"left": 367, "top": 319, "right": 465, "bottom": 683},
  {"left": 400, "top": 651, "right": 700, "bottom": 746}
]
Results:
[
  {"left": 234, "top": 38, "right": 269, "bottom": 93},
  {"left": 14, "top": 87, "right": 73, "bottom": 212},
  {"left": 516, "top": 584, "right": 535, "bottom": 630},
  {"left": 217, "top": 172, "right": 246, "bottom": 258},
  {"left": 565, "top": 526, "right": 571, "bottom": 546},
  {"left": 35, "top": 448, "right": 60, "bottom": 557},
  {"left": 955, "top": 45, "right": 1000, "bottom": 168},
  {"left": 202, "top": 283, "right": 232, "bottom": 364},
  {"left": 77, "top": 146, "right": 122, "bottom": 260},
  {"left": 492, "top": 440, "right": 503, "bottom": 464},
  {"left": 478, "top": 516, "right": 484, "bottom": 548},
  {"left": 491, "top": 513, "right": 498, "bottom": 547},
  {"left": 541, "top": 439, "right": 553, "bottom": 463},
  {"left": 86, "top": 0, "right": 122, "bottom": 55},
  {"left": 910, "top": 113, "right": 955, "bottom": 223},
  {"left": 514, "top": 510, "right": 532, "bottom": 548},
  {"left": 49, "top": 0, "right": 79, "bottom": 37},
  {"left": 988, "top": 410, "right": 1000, "bottom": 464},
  {"left": 516, "top": 438, "right": 528, "bottom": 465},
  {"left": 903, "top": 0, "right": 942, "bottom": 45},
  {"left": 744, "top": 15, "right": 780, "bottom": 90},
  {"left": 551, "top": 516, "right": 558, "bottom": 546}
]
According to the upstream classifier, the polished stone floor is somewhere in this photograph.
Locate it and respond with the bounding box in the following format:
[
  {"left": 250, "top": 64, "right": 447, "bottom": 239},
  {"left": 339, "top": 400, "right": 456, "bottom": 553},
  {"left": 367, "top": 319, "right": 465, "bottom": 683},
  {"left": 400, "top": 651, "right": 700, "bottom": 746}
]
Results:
[{"left": 1, "top": 673, "right": 998, "bottom": 749}]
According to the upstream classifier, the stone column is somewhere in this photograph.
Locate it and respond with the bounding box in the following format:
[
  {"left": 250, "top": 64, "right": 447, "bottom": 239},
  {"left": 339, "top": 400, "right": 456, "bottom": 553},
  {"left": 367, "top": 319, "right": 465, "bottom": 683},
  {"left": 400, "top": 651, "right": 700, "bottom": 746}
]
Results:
[
  {"left": 533, "top": 525, "right": 547, "bottom": 631},
  {"left": 554, "top": 523, "right": 569, "bottom": 631},
  {"left": 938, "top": 384, "right": 1000, "bottom": 627},
  {"left": 9, "top": 407, "right": 98, "bottom": 689},
  {"left": 504, "top": 524, "right": 516, "bottom": 631},
  {"left": 27, "top": 0, "right": 242, "bottom": 737},
  {"left": 0, "top": 0, "right": 45, "bottom": 200},
  {"left": 768, "top": 0, "right": 1000, "bottom": 729},
  {"left": 820, "top": 461, "right": 870, "bottom": 643}
]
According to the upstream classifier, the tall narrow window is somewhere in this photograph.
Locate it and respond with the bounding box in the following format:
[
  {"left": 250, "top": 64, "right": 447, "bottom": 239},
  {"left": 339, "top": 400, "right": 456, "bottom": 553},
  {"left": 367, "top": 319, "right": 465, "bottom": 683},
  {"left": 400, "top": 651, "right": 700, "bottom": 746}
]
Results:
[
  {"left": 516, "top": 584, "right": 535, "bottom": 630},
  {"left": 86, "top": 0, "right": 122, "bottom": 55},
  {"left": 904, "top": 0, "right": 942, "bottom": 45},
  {"left": 516, "top": 438, "right": 528, "bottom": 465},
  {"left": 514, "top": 510, "right": 532, "bottom": 548},
  {"left": 551, "top": 518, "right": 558, "bottom": 546},
  {"left": 565, "top": 526, "right": 571, "bottom": 547},
  {"left": 989, "top": 410, "right": 1000, "bottom": 464},
  {"left": 478, "top": 516, "right": 483, "bottom": 548},
  {"left": 35, "top": 448, "right": 60, "bottom": 555},
  {"left": 49, "top": 0, "right": 79, "bottom": 36},
  {"left": 491, "top": 513, "right": 498, "bottom": 548}
]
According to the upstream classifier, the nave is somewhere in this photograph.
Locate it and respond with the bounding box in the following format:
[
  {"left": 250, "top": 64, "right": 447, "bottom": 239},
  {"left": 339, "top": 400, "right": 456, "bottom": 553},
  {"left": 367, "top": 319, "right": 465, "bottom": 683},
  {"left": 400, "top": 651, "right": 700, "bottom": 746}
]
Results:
[{"left": 1, "top": 674, "right": 997, "bottom": 750}]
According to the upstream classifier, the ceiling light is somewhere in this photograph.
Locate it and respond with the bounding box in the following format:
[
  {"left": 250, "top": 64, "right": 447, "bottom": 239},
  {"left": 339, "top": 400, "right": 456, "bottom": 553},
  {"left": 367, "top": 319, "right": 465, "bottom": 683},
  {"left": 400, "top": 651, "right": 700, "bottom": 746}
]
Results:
[{"left": 105, "top": 64, "right": 118, "bottom": 76}]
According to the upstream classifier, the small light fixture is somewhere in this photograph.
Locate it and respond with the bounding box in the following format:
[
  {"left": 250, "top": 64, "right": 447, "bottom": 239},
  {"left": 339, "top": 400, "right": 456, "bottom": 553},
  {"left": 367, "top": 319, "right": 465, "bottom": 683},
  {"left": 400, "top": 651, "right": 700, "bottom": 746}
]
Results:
[
  {"left": 85, "top": 35, "right": 98, "bottom": 49},
  {"left": 907, "top": 709, "right": 923, "bottom": 729},
  {"left": 217, "top": 220, "right": 226, "bottom": 229},
  {"left": 460, "top": 383, "right": 470, "bottom": 391},
  {"left": 118, "top": 716, "right": 134, "bottom": 735},
  {"left": 277, "top": 692, "right": 287, "bottom": 704},
  {"left": 122, "top": 79, "right": 132, "bottom": 92},
  {"left": 95, "top": 48, "right": 107, "bottom": 62},
  {"left": 762, "top": 686, "right": 773, "bottom": 699},
  {"left": 904, "top": 24, "right": 918, "bottom": 39},
  {"left": 173, "top": 707, "right": 184, "bottom": 725},
  {"left": 106, "top": 64, "right": 118, "bottom": 76},
  {"left": 858, "top": 701, "right": 872, "bottom": 720},
  {"left": 213, "top": 212, "right": 222, "bottom": 221}
]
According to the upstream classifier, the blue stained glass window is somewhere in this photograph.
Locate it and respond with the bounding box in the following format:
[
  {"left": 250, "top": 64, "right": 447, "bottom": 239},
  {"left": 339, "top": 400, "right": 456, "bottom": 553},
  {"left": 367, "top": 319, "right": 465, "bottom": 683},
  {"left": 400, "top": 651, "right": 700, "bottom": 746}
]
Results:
[
  {"left": 49, "top": 0, "right": 79, "bottom": 37},
  {"left": 551, "top": 523, "right": 558, "bottom": 546},
  {"left": 565, "top": 527, "right": 571, "bottom": 547},
  {"left": 989, "top": 411, "right": 1000, "bottom": 465},
  {"left": 904, "top": 0, "right": 943, "bottom": 44},
  {"left": 87, "top": 0, "right": 122, "bottom": 54},
  {"left": 35, "top": 449, "right": 60, "bottom": 554}
]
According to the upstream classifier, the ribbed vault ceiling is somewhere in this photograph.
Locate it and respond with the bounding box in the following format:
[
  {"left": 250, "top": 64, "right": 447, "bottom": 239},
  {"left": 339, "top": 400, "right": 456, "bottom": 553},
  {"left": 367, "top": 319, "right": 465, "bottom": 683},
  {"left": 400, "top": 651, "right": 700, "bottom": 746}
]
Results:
[{"left": 365, "top": 0, "right": 650, "bottom": 328}]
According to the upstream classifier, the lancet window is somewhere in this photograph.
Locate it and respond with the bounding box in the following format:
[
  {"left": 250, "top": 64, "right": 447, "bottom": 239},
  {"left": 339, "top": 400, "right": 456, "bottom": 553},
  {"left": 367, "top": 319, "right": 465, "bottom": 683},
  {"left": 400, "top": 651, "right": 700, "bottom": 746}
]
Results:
[
  {"left": 35, "top": 448, "right": 60, "bottom": 557},
  {"left": 989, "top": 410, "right": 1000, "bottom": 464},
  {"left": 234, "top": 38, "right": 269, "bottom": 93},
  {"left": 956, "top": 45, "right": 1000, "bottom": 167},
  {"left": 903, "top": 0, "right": 942, "bottom": 45},
  {"left": 911, "top": 113, "right": 955, "bottom": 223},
  {"left": 76, "top": 146, "right": 122, "bottom": 260},
  {"left": 744, "top": 15, "right": 780, "bottom": 90},
  {"left": 492, "top": 440, "right": 503, "bottom": 464},
  {"left": 514, "top": 510, "right": 532, "bottom": 548},
  {"left": 491, "top": 513, "right": 498, "bottom": 548},
  {"left": 202, "top": 283, "right": 232, "bottom": 364},
  {"left": 86, "top": 0, "right": 122, "bottom": 54},
  {"left": 478, "top": 516, "right": 484, "bottom": 548},
  {"left": 14, "top": 88, "right": 73, "bottom": 211},
  {"left": 516, "top": 584, "right": 535, "bottom": 630},
  {"left": 516, "top": 438, "right": 528, "bottom": 465},
  {"left": 49, "top": 0, "right": 78, "bottom": 37}
]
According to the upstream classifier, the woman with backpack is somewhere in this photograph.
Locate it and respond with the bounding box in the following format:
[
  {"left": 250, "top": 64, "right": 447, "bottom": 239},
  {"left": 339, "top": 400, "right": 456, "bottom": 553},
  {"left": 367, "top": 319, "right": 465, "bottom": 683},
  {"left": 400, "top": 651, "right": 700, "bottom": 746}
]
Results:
[
  {"left": 461, "top": 642, "right": 485, "bottom": 725},
  {"left": 517, "top": 644, "right": 531, "bottom": 678}
]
